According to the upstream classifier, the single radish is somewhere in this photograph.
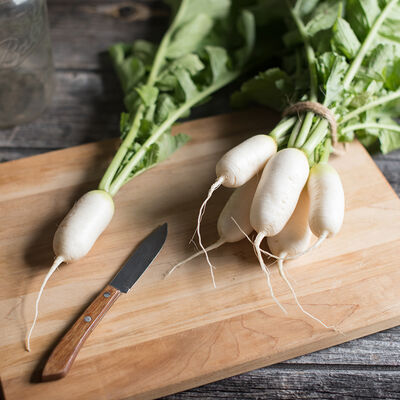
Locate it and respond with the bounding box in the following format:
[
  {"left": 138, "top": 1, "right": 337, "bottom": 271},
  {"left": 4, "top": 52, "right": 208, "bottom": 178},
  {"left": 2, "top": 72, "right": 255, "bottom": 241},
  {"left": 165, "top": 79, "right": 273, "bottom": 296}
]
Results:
[
  {"left": 307, "top": 162, "right": 345, "bottom": 249},
  {"left": 195, "top": 134, "right": 277, "bottom": 274},
  {"left": 250, "top": 148, "right": 309, "bottom": 312},
  {"left": 168, "top": 176, "right": 259, "bottom": 286},
  {"left": 26, "top": 190, "right": 114, "bottom": 351},
  {"left": 266, "top": 189, "right": 334, "bottom": 329}
]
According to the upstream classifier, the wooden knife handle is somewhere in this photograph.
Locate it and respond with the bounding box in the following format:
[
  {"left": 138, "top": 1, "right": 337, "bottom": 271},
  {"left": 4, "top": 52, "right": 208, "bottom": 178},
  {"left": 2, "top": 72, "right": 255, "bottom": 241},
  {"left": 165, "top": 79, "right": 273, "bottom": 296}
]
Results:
[{"left": 42, "top": 284, "right": 121, "bottom": 381}]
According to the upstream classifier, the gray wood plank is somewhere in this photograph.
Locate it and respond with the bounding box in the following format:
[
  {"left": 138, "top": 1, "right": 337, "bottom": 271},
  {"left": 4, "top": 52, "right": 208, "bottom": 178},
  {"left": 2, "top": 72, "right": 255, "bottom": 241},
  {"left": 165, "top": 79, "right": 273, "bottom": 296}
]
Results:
[
  {"left": 163, "top": 366, "right": 400, "bottom": 399},
  {"left": 48, "top": 0, "right": 169, "bottom": 70}
]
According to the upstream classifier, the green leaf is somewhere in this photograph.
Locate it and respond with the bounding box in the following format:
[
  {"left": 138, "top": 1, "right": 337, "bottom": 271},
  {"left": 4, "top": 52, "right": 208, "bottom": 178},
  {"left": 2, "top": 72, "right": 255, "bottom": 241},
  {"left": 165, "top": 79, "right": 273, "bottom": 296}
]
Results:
[
  {"left": 130, "top": 131, "right": 190, "bottom": 178},
  {"left": 383, "top": 58, "right": 400, "bottom": 90},
  {"left": 331, "top": 17, "right": 361, "bottom": 59},
  {"left": 136, "top": 85, "right": 159, "bottom": 107},
  {"left": 131, "top": 40, "right": 157, "bottom": 66},
  {"left": 296, "top": 0, "right": 320, "bottom": 18},
  {"left": 155, "top": 94, "right": 177, "bottom": 124},
  {"left": 167, "top": 14, "right": 214, "bottom": 59},
  {"left": 305, "top": 1, "right": 340, "bottom": 37},
  {"left": 379, "top": 127, "right": 400, "bottom": 153},
  {"left": 231, "top": 68, "right": 293, "bottom": 111},
  {"left": 109, "top": 44, "right": 146, "bottom": 93},
  {"left": 173, "top": 68, "right": 199, "bottom": 101},
  {"left": 346, "top": 0, "right": 380, "bottom": 41},
  {"left": 366, "top": 44, "right": 395, "bottom": 81},
  {"left": 317, "top": 52, "right": 348, "bottom": 106},
  {"left": 165, "top": 0, "right": 231, "bottom": 23},
  {"left": 204, "top": 46, "right": 230, "bottom": 82},
  {"left": 234, "top": 9, "right": 256, "bottom": 66}
]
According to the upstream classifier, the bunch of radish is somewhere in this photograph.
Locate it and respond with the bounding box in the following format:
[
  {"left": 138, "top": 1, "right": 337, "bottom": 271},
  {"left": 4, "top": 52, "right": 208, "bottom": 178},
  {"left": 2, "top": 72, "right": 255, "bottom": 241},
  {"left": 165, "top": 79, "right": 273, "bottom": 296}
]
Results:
[{"left": 169, "top": 132, "right": 344, "bottom": 328}]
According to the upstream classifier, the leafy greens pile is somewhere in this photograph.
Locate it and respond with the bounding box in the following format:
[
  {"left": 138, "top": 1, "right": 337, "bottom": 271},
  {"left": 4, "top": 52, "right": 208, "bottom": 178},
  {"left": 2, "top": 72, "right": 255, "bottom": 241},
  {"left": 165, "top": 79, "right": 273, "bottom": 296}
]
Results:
[
  {"left": 232, "top": 0, "right": 400, "bottom": 162},
  {"left": 99, "top": 0, "right": 282, "bottom": 196}
]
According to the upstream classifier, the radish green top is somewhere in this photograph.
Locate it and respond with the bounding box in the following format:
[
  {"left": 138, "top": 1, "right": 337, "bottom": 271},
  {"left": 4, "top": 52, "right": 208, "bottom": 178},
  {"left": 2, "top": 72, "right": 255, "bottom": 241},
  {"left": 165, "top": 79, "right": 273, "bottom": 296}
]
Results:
[
  {"left": 98, "top": 0, "right": 284, "bottom": 197},
  {"left": 232, "top": 0, "right": 400, "bottom": 161}
]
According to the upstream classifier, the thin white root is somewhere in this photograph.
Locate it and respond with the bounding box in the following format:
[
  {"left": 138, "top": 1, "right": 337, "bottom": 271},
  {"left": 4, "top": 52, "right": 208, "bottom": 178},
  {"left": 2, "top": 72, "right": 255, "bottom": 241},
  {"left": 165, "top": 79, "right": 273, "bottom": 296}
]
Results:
[
  {"left": 165, "top": 239, "right": 225, "bottom": 279},
  {"left": 231, "top": 217, "right": 280, "bottom": 260},
  {"left": 277, "top": 258, "right": 337, "bottom": 331},
  {"left": 189, "top": 176, "right": 225, "bottom": 245},
  {"left": 26, "top": 255, "right": 64, "bottom": 352},
  {"left": 285, "top": 231, "right": 328, "bottom": 260},
  {"left": 196, "top": 177, "right": 225, "bottom": 288},
  {"left": 231, "top": 217, "right": 328, "bottom": 262},
  {"left": 254, "top": 233, "right": 287, "bottom": 314}
]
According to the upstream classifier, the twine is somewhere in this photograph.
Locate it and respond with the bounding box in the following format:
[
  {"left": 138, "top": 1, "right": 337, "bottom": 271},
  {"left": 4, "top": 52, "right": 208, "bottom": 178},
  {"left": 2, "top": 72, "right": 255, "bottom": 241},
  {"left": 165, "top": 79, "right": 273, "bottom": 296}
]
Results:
[{"left": 283, "top": 101, "right": 339, "bottom": 148}]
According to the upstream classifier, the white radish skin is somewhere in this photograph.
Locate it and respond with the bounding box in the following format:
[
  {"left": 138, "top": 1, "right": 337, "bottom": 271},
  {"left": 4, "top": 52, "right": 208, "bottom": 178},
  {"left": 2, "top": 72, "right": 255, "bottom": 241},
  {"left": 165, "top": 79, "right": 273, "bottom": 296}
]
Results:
[
  {"left": 26, "top": 190, "right": 114, "bottom": 351},
  {"left": 168, "top": 177, "right": 259, "bottom": 285},
  {"left": 308, "top": 163, "right": 344, "bottom": 239},
  {"left": 267, "top": 189, "right": 312, "bottom": 258},
  {"left": 216, "top": 135, "right": 277, "bottom": 188},
  {"left": 251, "top": 148, "right": 310, "bottom": 236},
  {"left": 53, "top": 190, "right": 115, "bottom": 261}
]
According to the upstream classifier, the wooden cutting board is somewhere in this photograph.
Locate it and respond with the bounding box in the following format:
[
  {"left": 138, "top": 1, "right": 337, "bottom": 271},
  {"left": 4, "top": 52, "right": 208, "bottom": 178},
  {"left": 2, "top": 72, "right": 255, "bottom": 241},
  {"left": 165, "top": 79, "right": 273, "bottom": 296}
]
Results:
[{"left": 1, "top": 109, "right": 400, "bottom": 400}]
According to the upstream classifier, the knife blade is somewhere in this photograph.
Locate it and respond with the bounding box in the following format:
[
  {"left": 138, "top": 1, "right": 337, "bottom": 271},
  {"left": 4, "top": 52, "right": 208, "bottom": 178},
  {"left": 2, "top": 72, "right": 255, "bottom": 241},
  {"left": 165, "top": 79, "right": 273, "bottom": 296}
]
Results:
[{"left": 41, "top": 223, "right": 168, "bottom": 381}]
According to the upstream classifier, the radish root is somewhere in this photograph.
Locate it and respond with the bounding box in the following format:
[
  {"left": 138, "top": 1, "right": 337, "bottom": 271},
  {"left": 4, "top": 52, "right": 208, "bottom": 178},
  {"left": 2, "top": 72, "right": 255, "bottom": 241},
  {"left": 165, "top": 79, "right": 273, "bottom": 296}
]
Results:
[
  {"left": 254, "top": 233, "right": 287, "bottom": 313},
  {"left": 195, "top": 176, "right": 225, "bottom": 288},
  {"left": 165, "top": 238, "right": 225, "bottom": 279},
  {"left": 190, "top": 176, "right": 224, "bottom": 245},
  {"left": 26, "top": 256, "right": 64, "bottom": 352},
  {"left": 277, "top": 257, "right": 336, "bottom": 331}
]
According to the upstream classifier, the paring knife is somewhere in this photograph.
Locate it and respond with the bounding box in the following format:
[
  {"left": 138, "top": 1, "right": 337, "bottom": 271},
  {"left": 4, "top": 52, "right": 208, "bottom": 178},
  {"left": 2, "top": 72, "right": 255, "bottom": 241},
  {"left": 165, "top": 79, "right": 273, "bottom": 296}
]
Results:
[{"left": 41, "top": 223, "right": 168, "bottom": 381}]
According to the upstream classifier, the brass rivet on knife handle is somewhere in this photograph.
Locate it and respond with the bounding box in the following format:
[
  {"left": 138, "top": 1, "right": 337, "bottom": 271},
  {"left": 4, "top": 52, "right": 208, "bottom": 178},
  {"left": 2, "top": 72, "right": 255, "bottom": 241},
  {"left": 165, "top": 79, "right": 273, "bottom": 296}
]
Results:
[{"left": 41, "top": 285, "right": 121, "bottom": 381}]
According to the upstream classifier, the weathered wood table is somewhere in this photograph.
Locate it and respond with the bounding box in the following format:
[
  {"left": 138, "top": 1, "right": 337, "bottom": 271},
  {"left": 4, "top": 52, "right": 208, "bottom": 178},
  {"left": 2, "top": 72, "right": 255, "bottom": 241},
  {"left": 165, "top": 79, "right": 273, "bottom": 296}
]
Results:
[{"left": 1, "top": 1, "right": 399, "bottom": 398}]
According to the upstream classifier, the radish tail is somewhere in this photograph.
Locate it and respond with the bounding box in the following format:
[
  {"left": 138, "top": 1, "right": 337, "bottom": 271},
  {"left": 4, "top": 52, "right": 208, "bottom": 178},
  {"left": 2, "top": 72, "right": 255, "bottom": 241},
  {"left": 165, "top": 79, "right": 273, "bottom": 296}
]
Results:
[
  {"left": 195, "top": 177, "right": 225, "bottom": 288},
  {"left": 286, "top": 231, "right": 328, "bottom": 261},
  {"left": 277, "top": 258, "right": 337, "bottom": 331},
  {"left": 189, "top": 176, "right": 224, "bottom": 245},
  {"left": 165, "top": 239, "right": 225, "bottom": 278},
  {"left": 254, "top": 233, "right": 287, "bottom": 314},
  {"left": 26, "top": 256, "right": 64, "bottom": 352}
]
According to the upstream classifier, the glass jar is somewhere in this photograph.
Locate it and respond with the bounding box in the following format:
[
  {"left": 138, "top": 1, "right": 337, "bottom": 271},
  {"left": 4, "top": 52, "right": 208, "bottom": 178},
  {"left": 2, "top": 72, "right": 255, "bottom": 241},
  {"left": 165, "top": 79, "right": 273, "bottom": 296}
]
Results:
[{"left": 0, "top": 0, "right": 54, "bottom": 128}]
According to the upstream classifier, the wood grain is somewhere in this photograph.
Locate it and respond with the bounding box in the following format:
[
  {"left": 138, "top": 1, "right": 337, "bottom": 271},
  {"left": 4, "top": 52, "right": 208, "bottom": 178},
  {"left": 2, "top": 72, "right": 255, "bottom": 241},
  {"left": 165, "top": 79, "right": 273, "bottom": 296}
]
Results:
[
  {"left": 42, "top": 284, "right": 121, "bottom": 381},
  {"left": 0, "top": 110, "right": 400, "bottom": 400}
]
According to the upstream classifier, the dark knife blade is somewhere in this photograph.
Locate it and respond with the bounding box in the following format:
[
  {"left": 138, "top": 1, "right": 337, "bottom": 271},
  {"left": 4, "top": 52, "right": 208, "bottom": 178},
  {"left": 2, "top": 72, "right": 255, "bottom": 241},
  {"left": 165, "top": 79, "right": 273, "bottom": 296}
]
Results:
[{"left": 110, "top": 222, "right": 168, "bottom": 293}]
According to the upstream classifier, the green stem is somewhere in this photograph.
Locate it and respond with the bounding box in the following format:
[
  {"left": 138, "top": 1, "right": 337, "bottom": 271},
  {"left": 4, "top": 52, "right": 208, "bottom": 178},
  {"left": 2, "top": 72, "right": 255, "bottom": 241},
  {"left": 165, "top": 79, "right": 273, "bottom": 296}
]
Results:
[
  {"left": 319, "top": 138, "right": 331, "bottom": 164},
  {"left": 341, "top": 122, "right": 400, "bottom": 134},
  {"left": 99, "top": 107, "right": 144, "bottom": 192},
  {"left": 287, "top": 116, "right": 303, "bottom": 147},
  {"left": 287, "top": 2, "right": 319, "bottom": 148},
  {"left": 302, "top": 118, "right": 329, "bottom": 156},
  {"left": 294, "top": 112, "right": 315, "bottom": 148},
  {"left": 287, "top": 3, "right": 318, "bottom": 102},
  {"left": 342, "top": 0, "right": 397, "bottom": 89},
  {"left": 108, "top": 71, "right": 241, "bottom": 196},
  {"left": 269, "top": 117, "right": 297, "bottom": 142},
  {"left": 339, "top": 90, "right": 400, "bottom": 124},
  {"left": 98, "top": 0, "right": 188, "bottom": 193}
]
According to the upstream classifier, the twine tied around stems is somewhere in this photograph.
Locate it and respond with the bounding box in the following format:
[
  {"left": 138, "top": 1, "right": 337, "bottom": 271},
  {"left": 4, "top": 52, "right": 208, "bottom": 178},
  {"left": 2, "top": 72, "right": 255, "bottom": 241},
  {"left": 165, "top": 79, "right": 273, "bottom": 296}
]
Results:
[{"left": 283, "top": 101, "right": 346, "bottom": 154}]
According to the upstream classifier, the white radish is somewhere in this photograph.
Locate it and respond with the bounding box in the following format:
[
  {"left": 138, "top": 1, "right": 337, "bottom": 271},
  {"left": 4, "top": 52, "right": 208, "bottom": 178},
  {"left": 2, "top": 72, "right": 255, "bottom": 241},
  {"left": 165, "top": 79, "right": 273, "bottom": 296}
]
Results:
[
  {"left": 250, "top": 148, "right": 309, "bottom": 312},
  {"left": 168, "top": 176, "right": 259, "bottom": 286},
  {"left": 267, "top": 189, "right": 312, "bottom": 258},
  {"left": 266, "top": 189, "right": 334, "bottom": 329},
  {"left": 26, "top": 190, "right": 114, "bottom": 351},
  {"left": 307, "top": 163, "right": 345, "bottom": 248},
  {"left": 195, "top": 135, "right": 277, "bottom": 275},
  {"left": 251, "top": 148, "right": 309, "bottom": 236}
]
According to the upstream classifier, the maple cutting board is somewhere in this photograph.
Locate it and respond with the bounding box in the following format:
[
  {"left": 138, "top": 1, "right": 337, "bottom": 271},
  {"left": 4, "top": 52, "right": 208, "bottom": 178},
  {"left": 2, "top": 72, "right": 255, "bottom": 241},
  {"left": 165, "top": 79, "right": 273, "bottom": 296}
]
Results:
[{"left": 1, "top": 109, "right": 400, "bottom": 400}]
